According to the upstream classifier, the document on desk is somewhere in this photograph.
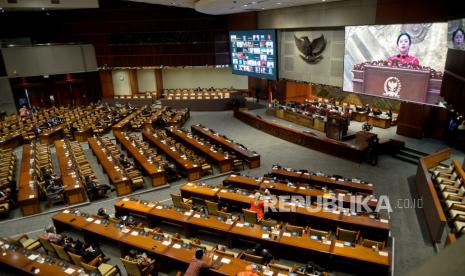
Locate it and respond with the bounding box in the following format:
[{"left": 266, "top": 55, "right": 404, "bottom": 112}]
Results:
[
  {"left": 86, "top": 218, "right": 94, "bottom": 222},
  {"left": 131, "top": 231, "right": 139, "bottom": 236},
  {"left": 28, "top": 254, "right": 39, "bottom": 261},
  {"left": 379, "top": 251, "right": 389, "bottom": 256},
  {"left": 94, "top": 220, "right": 101, "bottom": 224},
  {"left": 221, "top": 258, "right": 231, "bottom": 264},
  {"left": 262, "top": 234, "right": 270, "bottom": 239},
  {"left": 283, "top": 232, "right": 291, "bottom": 237},
  {"left": 236, "top": 223, "right": 244, "bottom": 228},
  {"left": 162, "top": 241, "right": 171, "bottom": 246},
  {"left": 173, "top": 243, "right": 181, "bottom": 249},
  {"left": 64, "top": 268, "right": 76, "bottom": 274},
  {"left": 335, "top": 242, "right": 344, "bottom": 247}
]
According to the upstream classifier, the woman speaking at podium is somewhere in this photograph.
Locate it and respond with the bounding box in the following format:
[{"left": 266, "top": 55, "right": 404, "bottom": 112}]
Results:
[{"left": 387, "top": 32, "right": 420, "bottom": 65}]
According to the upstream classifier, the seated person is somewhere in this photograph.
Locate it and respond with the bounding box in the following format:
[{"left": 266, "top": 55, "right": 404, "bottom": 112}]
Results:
[
  {"left": 142, "top": 107, "right": 151, "bottom": 116},
  {"left": 0, "top": 187, "right": 17, "bottom": 208},
  {"left": 83, "top": 242, "right": 108, "bottom": 262},
  {"left": 41, "top": 225, "right": 63, "bottom": 244},
  {"left": 119, "top": 154, "right": 133, "bottom": 169},
  {"left": 31, "top": 125, "right": 42, "bottom": 135},
  {"left": 96, "top": 208, "right": 110, "bottom": 220},
  {"left": 250, "top": 193, "right": 265, "bottom": 220},
  {"left": 46, "top": 181, "right": 64, "bottom": 200},
  {"left": 246, "top": 244, "right": 274, "bottom": 264},
  {"left": 85, "top": 176, "right": 111, "bottom": 198},
  {"left": 124, "top": 249, "right": 154, "bottom": 268}
]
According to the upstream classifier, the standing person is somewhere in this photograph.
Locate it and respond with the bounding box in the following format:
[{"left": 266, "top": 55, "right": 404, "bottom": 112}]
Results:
[
  {"left": 249, "top": 192, "right": 264, "bottom": 220},
  {"left": 19, "top": 105, "right": 29, "bottom": 120},
  {"left": 185, "top": 249, "right": 216, "bottom": 276}
]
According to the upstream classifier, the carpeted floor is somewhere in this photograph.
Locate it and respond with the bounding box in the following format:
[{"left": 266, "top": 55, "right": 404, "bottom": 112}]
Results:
[{"left": 1, "top": 105, "right": 463, "bottom": 276}]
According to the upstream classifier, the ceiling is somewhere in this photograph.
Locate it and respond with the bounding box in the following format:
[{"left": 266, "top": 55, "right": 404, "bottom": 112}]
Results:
[
  {"left": 128, "top": 0, "right": 343, "bottom": 15},
  {"left": 0, "top": 0, "right": 341, "bottom": 14}
]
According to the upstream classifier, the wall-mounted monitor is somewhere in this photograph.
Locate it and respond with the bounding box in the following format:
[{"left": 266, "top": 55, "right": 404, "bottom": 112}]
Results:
[
  {"left": 229, "top": 29, "right": 277, "bottom": 80},
  {"left": 343, "top": 23, "right": 448, "bottom": 106},
  {"left": 448, "top": 18, "right": 465, "bottom": 50}
]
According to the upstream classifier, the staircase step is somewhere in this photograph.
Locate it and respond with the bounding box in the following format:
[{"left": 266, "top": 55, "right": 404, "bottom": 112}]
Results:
[
  {"left": 401, "top": 147, "right": 429, "bottom": 157},
  {"left": 392, "top": 154, "right": 419, "bottom": 165},
  {"left": 396, "top": 150, "right": 423, "bottom": 160}
]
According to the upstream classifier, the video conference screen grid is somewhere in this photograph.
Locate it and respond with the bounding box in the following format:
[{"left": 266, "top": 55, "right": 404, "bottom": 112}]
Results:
[
  {"left": 343, "top": 23, "right": 448, "bottom": 106},
  {"left": 229, "top": 29, "right": 277, "bottom": 80}
]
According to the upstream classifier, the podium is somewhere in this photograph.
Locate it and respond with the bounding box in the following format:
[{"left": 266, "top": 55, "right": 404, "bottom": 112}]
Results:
[
  {"left": 352, "top": 65, "right": 441, "bottom": 104},
  {"left": 326, "top": 113, "right": 349, "bottom": 141}
]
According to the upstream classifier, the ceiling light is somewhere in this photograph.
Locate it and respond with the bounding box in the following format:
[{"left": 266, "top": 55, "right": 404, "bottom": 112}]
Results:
[
  {"left": 243, "top": 4, "right": 248, "bottom": 7},
  {"left": 41, "top": 7, "right": 45, "bottom": 10},
  {"left": 261, "top": 8, "right": 265, "bottom": 10},
  {"left": 277, "top": 2, "right": 282, "bottom": 5},
  {"left": 251, "top": 1, "right": 257, "bottom": 4}
]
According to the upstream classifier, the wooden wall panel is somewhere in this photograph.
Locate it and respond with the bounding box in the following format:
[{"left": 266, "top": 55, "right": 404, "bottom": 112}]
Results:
[
  {"left": 100, "top": 71, "right": 114, "bottom": 98},
  {"left": 155, "top": 69, "right": 163, "bottom": 99},
  {"left": 396, "top": 102, "right": 431, "bottom": 138},
  {"left": 375, "top": 0, "right": 449, "bottom": 24},
  {"left": 129, "top": 69, "right": 139, "bottom": 95},
  {"left": 0, "top": 1, "right": 232, "bottom": 68}
]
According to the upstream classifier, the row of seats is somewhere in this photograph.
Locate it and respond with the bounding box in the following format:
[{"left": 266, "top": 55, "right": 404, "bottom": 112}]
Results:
[
  {"left": 0, "top": 149, "right": 15, "bottom": 189},
  {"left": 33, "top": 143, "right": 57, "bottom": 203},
  {"left": 0, "top": 149, "right": 16, "bottom": 216},
  {"left": 172, "top": 193, "right": 386, "bottom": 252},
  {"left": 97, "top": 136, "right": 144, "bottom": 190},
  {"left": 66, "top": 140, "right": 108, "bottom": 200},
  {"left": 173, "top": 127, "right": 245, "bottom": 171},
  {"left": 153, "top": 129, "right": 213, "bottom": 176},
  {"left": 165, "top": 91, "right": 230, "bottom": 100},
  {"left": 431, "top": 162, "right": 465, "bottom": 236}
]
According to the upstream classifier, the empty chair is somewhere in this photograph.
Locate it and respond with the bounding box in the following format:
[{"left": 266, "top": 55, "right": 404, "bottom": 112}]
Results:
[
  {"left": 260, "top": 219, "right": 279, "bottom": 228},
  {"left": 268, "top": 262, "right": 292, "bottom": 273},
  {"left": 38, "top": 236, "right": 56, "bottom": 255},
  {"left": 336, "top": 227, "right": 360, "bottom": 243},
  {"left": 239, "top": 252, "right": 265, "bottom": 265},
  {"left": 191, "top": 197, "right": 206, "bottom": 210},
  {"left": 9, "top": 234, "right": 42, "bottom": 251},
  {"left": 82, "top": 260, "right": 120, "bottom": 276},
  {"left": 171, "top": 193, "right": 192, "bottom": 210},
  {"left": 51, "top": 243, "right": 71, "bottom": 262},
  {"left": 243, "top": 209, "right": 258, "bottom": 224},
  {"left": 205, "top": 200, "right": 219, "bottom": 216},
  {"left": 217, "top": 210, "right": 232, "bottom": 220},
  {"left": 285, "top": 224, "right": 304, "bottom": 236},
  {"left": 308, "top": 228, "right": 331, "bottom": 240},
  {"left": 361, "top": 238, "right": 385, "bottom": 250}
]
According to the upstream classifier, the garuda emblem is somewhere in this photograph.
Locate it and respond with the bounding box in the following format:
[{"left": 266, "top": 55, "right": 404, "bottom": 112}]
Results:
[{"left": 294, "top": 34, "right": 327, "bottom": 64}]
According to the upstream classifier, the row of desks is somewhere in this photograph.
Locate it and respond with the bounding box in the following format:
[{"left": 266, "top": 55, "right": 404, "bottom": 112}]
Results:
[
  {"left": 112, "top": 108, "right": 143, "bottom": 132},
  {"left": 224, "top": 174, "right": 378, "bottom": 208},
  {"left": 87, "top": 137, "right": 132, "bottom": 196},
  {"left": 54, "top": 140, "right": 87, "bottom": 205},
  {"left": 113, "top": 131, "right": 167, "bottom": 187},
  {"left": 166, "top": 126, "right": 233, "bottom": 173},
  {"left": 17, "top": 145, "right": 41, "bottom": 216},
  {"left": 112, "top": 198, "right": 390, "bottom": 274},
  {"left": 0, "top": 239, "right": 82, "bottom": 276},
  {"left": 143, "top": 129, "right": 202, "bottom": 181},
  {"left": 179, "top": 182, "right": 390, "bottom": 241},
  {"left": 51, "top": 211, "right": 281, "bottom": 276},
  {"left": 191, "top": 124, "right": 260, "bottom": 169},
  {"left": 270, "top": 168, "right": 373, "bottom": 194}
]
